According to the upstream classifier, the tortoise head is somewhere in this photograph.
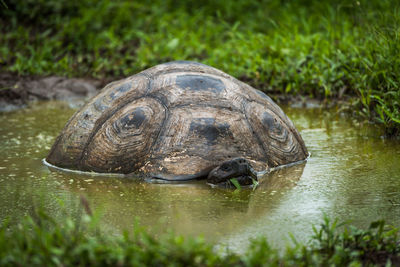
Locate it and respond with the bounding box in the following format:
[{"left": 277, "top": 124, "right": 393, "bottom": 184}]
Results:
[{"left": 207, "top": 158, "right": 257, "bottom": 186}]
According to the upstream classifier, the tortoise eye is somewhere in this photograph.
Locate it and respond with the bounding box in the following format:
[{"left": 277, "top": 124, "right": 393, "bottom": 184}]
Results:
[{"left": 221, "top": 164, "right": 230, "bottom": 171}]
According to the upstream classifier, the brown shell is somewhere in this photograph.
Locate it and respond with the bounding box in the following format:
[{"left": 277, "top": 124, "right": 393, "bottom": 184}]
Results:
[{"left": 46, "top": 61, "right": 308, "bottom": 180}]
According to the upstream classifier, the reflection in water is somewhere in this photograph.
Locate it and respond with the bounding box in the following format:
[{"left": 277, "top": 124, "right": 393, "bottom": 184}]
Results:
[
  {"left": 0, "top": 102, "right": 399, "bottom": 252},
  {"left": 48, "top": 163, "right": 305, "bottom": 242}
]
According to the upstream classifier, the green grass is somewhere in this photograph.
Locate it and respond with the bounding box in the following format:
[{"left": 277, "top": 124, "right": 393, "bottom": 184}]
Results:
[
  {"left": 1, "top": 204, "right": 399, "bottom": 266},
  {"left": 1, "top": 0, "right": 400, "bottom": 135}
]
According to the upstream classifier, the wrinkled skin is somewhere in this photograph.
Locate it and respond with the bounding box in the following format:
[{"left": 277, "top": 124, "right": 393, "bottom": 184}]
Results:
[{"left": 207, "top": 158, "right": 258, "bottom": 186}]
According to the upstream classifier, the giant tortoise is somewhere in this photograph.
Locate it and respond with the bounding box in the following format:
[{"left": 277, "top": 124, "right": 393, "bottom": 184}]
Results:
[{"left": 45, "top": 61, "right": 308, "bottom": 185}]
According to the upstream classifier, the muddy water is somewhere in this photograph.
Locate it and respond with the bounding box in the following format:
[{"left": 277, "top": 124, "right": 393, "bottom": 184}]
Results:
[{"left": 1, "top": 102, "right": 399, "bottom": 251}]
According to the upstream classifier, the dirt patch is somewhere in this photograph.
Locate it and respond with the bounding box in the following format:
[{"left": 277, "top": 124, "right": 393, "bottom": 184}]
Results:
[{"left": 0, "top": 72, "right": 106, "bottom": 111}]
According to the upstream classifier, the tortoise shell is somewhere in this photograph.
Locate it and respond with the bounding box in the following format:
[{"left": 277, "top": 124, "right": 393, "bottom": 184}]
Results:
[{"left": 46, "top": 61, "right": 308, "bottom": 180}]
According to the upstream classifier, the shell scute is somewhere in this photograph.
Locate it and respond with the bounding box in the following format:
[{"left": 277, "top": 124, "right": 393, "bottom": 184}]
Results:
[
  {"left": 117, "top": 107, "right": 146, "bottom": 130},
  {"left": 141, "top": 61, "right": 232, "bottom": 80},
  {"left": 109, "top": 82, "right": 132, "bottom": 100},
  {"left": 176, "top": 74, "right": 225, "bottom": 93},
  {"left": 46, "top": 74, "right": 148, "bottom": 169},
  {"left": 80, "top": 97, "right": 166, "bottom": 173},
  {"left": 189, "top": 118, "right": 232, "bottom": 145},
  {"left": 245, "top": 101, "right": 306, "bottom": 167}
]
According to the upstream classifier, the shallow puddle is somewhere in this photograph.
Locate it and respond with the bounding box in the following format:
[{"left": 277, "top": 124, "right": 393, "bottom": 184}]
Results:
[{"left": 1, "top": 102, "right": 399, "bottom": 252}]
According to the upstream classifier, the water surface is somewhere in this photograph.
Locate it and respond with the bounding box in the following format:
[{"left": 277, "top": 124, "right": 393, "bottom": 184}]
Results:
[{"left": 1, "top": 102, "right": 399, "bottom": 251}]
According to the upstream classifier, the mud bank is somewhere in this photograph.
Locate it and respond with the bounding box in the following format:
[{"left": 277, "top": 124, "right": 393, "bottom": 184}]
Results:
[{"left": 0, "top": 73, "right": 106, "bottom": 111}]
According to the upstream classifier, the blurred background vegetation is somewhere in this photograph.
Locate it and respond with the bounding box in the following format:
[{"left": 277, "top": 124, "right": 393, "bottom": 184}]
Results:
[{"left": 1, "top": 0, "right": 399, "bottom": 135}]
